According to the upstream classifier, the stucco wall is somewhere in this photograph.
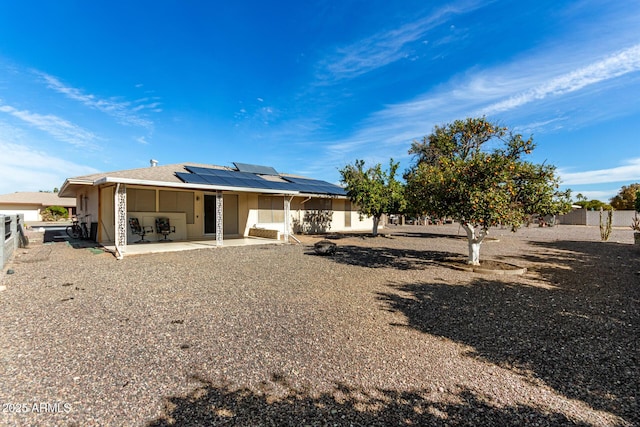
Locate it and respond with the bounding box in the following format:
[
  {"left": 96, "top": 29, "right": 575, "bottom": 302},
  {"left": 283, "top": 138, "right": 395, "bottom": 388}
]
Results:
[
  {"left": 94, "top": 186, "right": 374, "bottom": 243},
  {"left": 0, "top": 206, "right": 40, "bottom": 222},
  {"left": 127, "top": 211, "right": 187, "bottom": 242},
  {"left": 559, "top": 209, "right": 637, "bottom": 227},
  {"left": 99, "top": 186, "right": 116, "bottom": 243},
  {"left": 253, "top": 195, "right": 374, "bottom": 235}
]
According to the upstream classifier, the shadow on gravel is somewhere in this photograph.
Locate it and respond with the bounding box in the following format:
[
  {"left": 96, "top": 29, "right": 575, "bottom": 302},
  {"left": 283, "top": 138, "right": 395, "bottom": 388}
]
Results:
[
  {"left": 377, "top": 239, "right": 639, "bottom": 424},
  {"left": 523, "top": 239, "right": 640, "bottom": 285},
  {"left": 306, "top": 245, "right": 457, "bottom": 270},
  {"left": 319, "top": 229, "right": 468, "bottom": 241},
  {"left": 42, "top": 229, "right": 103, "bottom": 250},
  {"left": 387, "top": 230, "right": 468, "bottom": 240},
  {"left": 148, "top": 374, "right": 587, "bottom": 426}
]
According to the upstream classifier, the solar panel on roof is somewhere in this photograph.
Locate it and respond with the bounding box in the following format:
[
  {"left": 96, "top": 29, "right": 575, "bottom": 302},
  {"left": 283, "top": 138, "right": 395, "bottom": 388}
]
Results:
[
  {"left": 176, "top": 172, "right": 210, "bottom": 185},
  {"left": 183, "top": 166, "right": 230, "bottom": 176},
  {"left": 178, "top": 166, "right": 346, "bottom": 195},
  {"left": 217, "top": 170, "right": 241, "bottom": 178},
  {"left": 285, "top": 177, "right": 347, "bottom": 195},
  {"left": 233, "top": 162, "right": 279, "bottom": 175},
  {"left": 228, "top": 178, "right": 254, "bottom": 188},
  {"left": 266, "top": 181, "right": 292, "bottom": 191},
  {"left": 201, "top": 175, "right": 236, "bottom": 186}
]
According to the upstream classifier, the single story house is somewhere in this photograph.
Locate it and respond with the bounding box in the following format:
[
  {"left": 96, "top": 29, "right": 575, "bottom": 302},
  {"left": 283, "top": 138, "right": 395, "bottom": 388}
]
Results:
[
  {"left": 58, "top": 161, "right": 374, "bottom": 258},
  {"left": 0, "top": 192, "right": 76, "bottom": 222}
]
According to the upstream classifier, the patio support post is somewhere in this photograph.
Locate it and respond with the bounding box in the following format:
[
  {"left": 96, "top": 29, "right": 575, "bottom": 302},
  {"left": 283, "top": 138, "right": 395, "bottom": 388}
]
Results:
[
  {"left": 215, "top": 190, "right": 223, "bottom": 246},
  {"left": 284, "top": 196, "right": 291, "bottom": 243},
  {"left": 114, "top": 183, "right": 127, "bottom": 259}
]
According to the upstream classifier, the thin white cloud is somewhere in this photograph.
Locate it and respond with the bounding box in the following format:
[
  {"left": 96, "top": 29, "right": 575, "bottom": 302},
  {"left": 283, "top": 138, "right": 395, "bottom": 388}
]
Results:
[
  {"left": 36, "top": 72, "right": 157, "bottom": 129},
  {"left": 482, "top": 44, "right": 640, "bottom": 115},
  {"left": 0, "top": 141, "right": 100, "bottom": 194},
  {"left": 319, "top": 0, "right": 489, "bottom": 82},
  {"left": 559, "top": 158, "right": 640, "bottom": 185},
  {"left": 512, "top": 117, "right": 568, "bottom": 135},
  {"left": 132, "top": 100, "right": 161, "bottom": 112},
  {"left": 317, "top": 42, "right": 640, "bottom": 164},
  {"left": 376, "top": 45, "right": 640, "bottom": 128},
  {"left": 299, "top": 36, "right": 640, "bottom": 186},
  {"left": 0, "top": 103, "right": 97, "bottom": 148}
]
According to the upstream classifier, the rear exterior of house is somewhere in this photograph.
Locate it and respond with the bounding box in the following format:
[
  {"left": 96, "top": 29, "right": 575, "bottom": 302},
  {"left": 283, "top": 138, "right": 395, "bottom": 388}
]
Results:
[{"left": 59, "top": 162, "right": 373, "bottom": 256}]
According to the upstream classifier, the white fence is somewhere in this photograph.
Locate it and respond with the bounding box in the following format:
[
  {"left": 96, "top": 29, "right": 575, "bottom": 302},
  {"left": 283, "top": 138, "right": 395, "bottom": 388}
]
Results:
[{"left": 559, "top": 209, "right": 637, "bottom": 227}]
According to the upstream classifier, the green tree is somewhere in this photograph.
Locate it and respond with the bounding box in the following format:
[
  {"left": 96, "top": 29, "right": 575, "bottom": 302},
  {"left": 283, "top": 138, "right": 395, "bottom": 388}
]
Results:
[
  {"left": 339, "top": 159, "right": 406, "bottom": 236},
  {"left": 574, "top": 193, "right": 587, "bottom": 203},
  {"left": 405, "top": 117, "right": 571, "bottom": 265},
  {"left": 575, "top": 199, "right": 612, "bottom": 210},
  {"left": 610, "top": 183, "right": 640, "bottom": 210}
]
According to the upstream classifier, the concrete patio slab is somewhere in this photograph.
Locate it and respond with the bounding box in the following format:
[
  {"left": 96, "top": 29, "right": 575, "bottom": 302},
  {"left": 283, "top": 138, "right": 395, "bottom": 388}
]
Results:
[{"left": 103, "top": 237, "right": 284, "bottom": 256}]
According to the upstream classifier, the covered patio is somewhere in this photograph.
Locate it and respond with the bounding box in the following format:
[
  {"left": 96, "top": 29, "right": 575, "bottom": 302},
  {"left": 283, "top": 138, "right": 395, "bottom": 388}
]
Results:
[
  {"left": 102, "top": 235, "right": 284, "bottom": 256},
  {"left": 59, "top": 161, "right": 373, "bottom": 259}
]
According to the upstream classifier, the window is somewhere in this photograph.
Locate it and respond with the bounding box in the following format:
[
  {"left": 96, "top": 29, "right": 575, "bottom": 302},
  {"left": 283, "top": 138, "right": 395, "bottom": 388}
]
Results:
[
  {"left": 159, "top": 190, "right": 195, "bottom": 224},
  {"left": 258, "top": 196, "right": 284, "bottom": 223},
  {"left": 344, "top": 200, "right": 351, "bottom": 227},
  {"left": 75, "top": 194, "right": 88, "bottom": 212},
  {"left": 127, "top": 188, "right": 155, "bottom": 212},
  {"left": 305, "top": 198, "right": 332, "bottom": 211}
]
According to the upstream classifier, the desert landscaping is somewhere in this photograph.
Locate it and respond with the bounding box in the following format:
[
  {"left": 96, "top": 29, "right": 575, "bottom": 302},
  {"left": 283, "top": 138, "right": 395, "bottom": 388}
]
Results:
[{"left": 1, "top": 224, "right": 638, "bottom": 426}]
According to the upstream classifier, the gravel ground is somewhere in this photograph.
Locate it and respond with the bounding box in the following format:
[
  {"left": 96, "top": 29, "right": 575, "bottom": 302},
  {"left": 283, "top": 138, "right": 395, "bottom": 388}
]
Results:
[{"left": 0, "top": 224, "right": 638, "bottom": 426}]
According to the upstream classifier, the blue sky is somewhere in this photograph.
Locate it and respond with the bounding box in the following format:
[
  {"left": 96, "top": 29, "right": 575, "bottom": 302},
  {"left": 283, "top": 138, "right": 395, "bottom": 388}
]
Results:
[{"left": 0, "top": 0, "right": 638, "bottom": 202}]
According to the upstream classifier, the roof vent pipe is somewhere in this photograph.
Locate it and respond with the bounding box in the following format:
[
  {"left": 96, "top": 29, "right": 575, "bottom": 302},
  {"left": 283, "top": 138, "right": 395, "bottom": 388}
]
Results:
[{"left": 150, "top": 159, "right": 158, "bottom": 167}]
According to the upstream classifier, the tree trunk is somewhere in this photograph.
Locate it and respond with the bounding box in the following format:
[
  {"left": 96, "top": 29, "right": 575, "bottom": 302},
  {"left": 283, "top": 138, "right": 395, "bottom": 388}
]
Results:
[
  {"left": 462, "top": 223, "right": 487, "bottom": 265},
  {"left": 372, "top": 216, "right": 380, "bottom": 237}
]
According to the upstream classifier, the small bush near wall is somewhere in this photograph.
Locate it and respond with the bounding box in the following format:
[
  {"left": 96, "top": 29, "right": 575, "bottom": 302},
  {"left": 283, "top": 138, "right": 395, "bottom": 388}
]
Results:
[
  {"left": 41, "top": 205, "right": 68, "bottom": 221},
  {"left": 293, "top": 209, "right": 333, "bottom": 234}
]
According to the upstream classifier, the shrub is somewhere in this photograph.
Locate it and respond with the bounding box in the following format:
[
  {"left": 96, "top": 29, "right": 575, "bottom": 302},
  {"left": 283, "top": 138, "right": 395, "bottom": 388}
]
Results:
[
  {"left": 631, "top": 214, "right": 640, "bottom": 232},
  {"left": 599, "top": 208, "right": 613, "bottom": 241},
  {"left": 292, "top": 210, "right": 333, "bottom": 234},
  {"left": 42, "top": 205, "right": 68, "bottom": 221}
]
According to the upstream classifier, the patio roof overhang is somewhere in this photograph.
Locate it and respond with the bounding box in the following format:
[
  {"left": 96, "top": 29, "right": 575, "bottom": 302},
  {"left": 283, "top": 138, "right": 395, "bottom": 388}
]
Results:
[
  {"left": 61, "top": 176, "right": 348, "bottom": 198},
  {"left": 93, "top": 176, "right": 301, "bottom": 195},
  {"left": 58, "top": 178, "right": 95, "bottom": 198}
]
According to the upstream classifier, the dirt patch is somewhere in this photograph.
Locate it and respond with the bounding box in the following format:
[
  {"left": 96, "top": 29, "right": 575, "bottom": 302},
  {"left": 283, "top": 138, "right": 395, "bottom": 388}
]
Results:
[{"left": 440, "top": 257, "right": 527, "bottom": 275}]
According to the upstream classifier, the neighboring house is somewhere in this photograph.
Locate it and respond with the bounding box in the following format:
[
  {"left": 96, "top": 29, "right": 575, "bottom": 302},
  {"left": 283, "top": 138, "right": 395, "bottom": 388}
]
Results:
[
  {"left": 0, "top": 192, "right": 76, "bottom": 222},
  {"left": 58, "top": 161, "right": 374, "bottom": 256}
]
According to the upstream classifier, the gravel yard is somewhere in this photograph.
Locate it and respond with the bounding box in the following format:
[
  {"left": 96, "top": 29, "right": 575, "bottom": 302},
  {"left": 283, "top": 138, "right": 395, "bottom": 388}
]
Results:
[{"left": 1, "top": 224, "right": 638, "bottom": 426}]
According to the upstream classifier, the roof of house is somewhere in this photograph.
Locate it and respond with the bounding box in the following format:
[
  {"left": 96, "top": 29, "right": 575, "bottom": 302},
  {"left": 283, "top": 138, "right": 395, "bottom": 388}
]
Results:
[
  {"left": 59, "top": 162, "right": 347, "bottom": 198},
  {"left": 0, "top": 192, "right": 76, "bottom": 207}
]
